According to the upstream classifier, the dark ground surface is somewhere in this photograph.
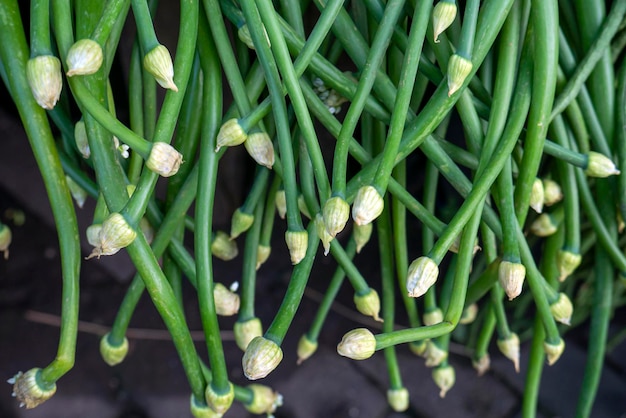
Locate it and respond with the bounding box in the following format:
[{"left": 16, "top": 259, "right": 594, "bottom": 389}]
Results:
[{"left": 1, "top": 111, "right": 626, "bottom": 418}]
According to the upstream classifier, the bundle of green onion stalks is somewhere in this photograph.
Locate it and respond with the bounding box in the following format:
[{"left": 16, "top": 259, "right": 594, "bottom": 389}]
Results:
[{"left": 1, "top": 0, "right": 625, "bottom": 416}]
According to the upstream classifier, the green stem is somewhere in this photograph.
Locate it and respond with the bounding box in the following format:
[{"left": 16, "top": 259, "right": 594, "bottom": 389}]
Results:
[
  {"left": 521, "top": 317, "right": 546, "bottom": 417},
  {"left": 239, "top": 194, "right": 265, "bottom": 321},
  {"left": 0, "top": 0, "right": 81, "bottom": 383},
  {"left": 29, "top": 0, "right": 52, "bottom": 56},
  {"left": 130, "top": 0, "right": 160, "bottom": 52}
]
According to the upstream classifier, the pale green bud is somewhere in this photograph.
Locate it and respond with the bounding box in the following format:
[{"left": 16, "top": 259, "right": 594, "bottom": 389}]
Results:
[
  {"left": 409, "top": 340, "right": 428, "bottom": 357},
  {"left": 213, "top": 282, "right": 240, "bottom": 316},
  {"left": 530, "top": 213, "right": 558, "bottom": 237},
  {"left": 0, "top": 224, "right": 12, "bottom": 260},
  {"left": 274, "top": 189, "right": 287, "bottom": 219},
  {"left": 585, "top": 151, "right": 620, "bottom": 177},
  {"left": 424, "top": 340, "right": 447, "bottom": 367},
  {"left": 285, "top": 229, "right": 308, "bottom": 265},
  {"left": 205, "top": 382, "right": 234, "bottom": 415},
  {"left": 406, "top": 256, "right": 439, "bottom": 298},
  {"left": 497, "top": 333, "right": 520, "bottom": 372},
  {"left": 234, "top": 317, "right": 263, "bottom": 351},
  {"left": 99, "top": 333, "right": 129, "bottom": 366},
  {"left": 352, "top": 185, "right": 384, "bottom": 226},
  {"left": 354, "top": 288, "right": 383, "bottom": 322},
  {"left": 432, "top": 364, "right": 455, "bottom": 398},
  {"left": 498, "top": 260, "right": 526, "bottom": 300},
  {"left": 143, "top": 45, "right": 178, "bottom": 91},
  {"left": 544, "top": 338, "right": 565, "bottom": 365},
  {"left": 459, "top": 303, "right": 478, "bottom": 325},
  {"left": 542, "top": 179, "right": 563, "bottom": 206},
  {"left": 74, "top": 120, "right": 90, "bottom": 159},
  {"left": 323, "top": 196, "right": 350, "bottom": 237},
  {"left": 216, "top": 119, "right": 248, "bottom": 152},
  {"left": 354, "top": 222, "right": 373, "bottom": 253},
  {"left": 237, "top": 24, "right": 255, "bottom": 49},
  {"left": 244, "top": 131, "right": 274, "bottom": 168},
  {"left": 65, "top": 175, "right": 87, "bottom": 208},
  {"left": 447, "top": 54, "right": 472, "bottom": 96},
  {"left": 472, "top": 353, "right": 490, "bottom": 376},
  {"left": 87, "top": 213, "right": 136, "bottom": 258},
  {"left": 387, "top": 387, "right": 409, "bottom": 412},
  {"left": 9, "top": 368, "right": 56, "bottom": 409},
  {"left": 297, "top": 334, "right": 318, "bottom": 365},
  {"left": 337, "top": 328, "right": 376, "bottom": 360},
  {"left": 315, "top": 214, "right": 333, "bottom": 256},
  {"left": 550, "top": 293, "right": 573, "bottom": 325},
  {"left": 211, "top": 230, "right": 238, "bottom": 261},
  {"left": 297, "top": 194, "right": 311, "bottom": 219},
  {"left": 423, "top": 308, "right": 443, "bottom": 326},
  {"left": 256, "top": 244, "right": 271, "bottom": 269},
  {"left": 557, "top": 249, "right": 581, "bottom": 282},
  {"left": 66, "top": 39, "right": 103, "bottom": 76},
  {"left": 139, "top": 218, "right": 154, "bottom": 245},
  {"left": 242, "top": 336, "right": 283, "bottom": 380},
  {"left": 529, "top": 178, "right": 545, "bottom": 213},
  {"left": 27, "top": 55, "right": 62, "bottom": 109},
  {"left": 146, "top": 142, "right": 183, "bottom": 177},
  {"left": 245, "top": 384, "right": 283, "bottom": 415},
  {"left": 432, "top": 1, "right": 457, "bottom": 43},
  {"left": 230, "top": 208, "right": 254, "bottom": 239},
  {"left": 86, "top": 224, "right": 102, "bottom": 247}
]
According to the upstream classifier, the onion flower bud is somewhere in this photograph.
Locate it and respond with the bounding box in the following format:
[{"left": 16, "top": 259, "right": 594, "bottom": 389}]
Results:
[
  {"left": 190, "top": 394, "right": 220, "bottom": 418},
  {"left": 354, "top": 288, "right": 383, "bottom": 322},
  {"left": 432, "top": 364, "right": 455, "bottom": 398},
  {"left": 544, "top": 338, "right": 565, "bottom": 365},
  {"left": 213, "top": 283, "right": 240, "bottom": 316},
  {"left": 315, "top": 214, "right": 333, "bottom": 256},
  {"left": 234, "top": 317, "right": 263, "bottom": 351},
  {"left": 245, "top": 384, "right": 283, "bottom": 415},
  {"left": 530, "top": 213, "right": 558, "bottom": 237},
  {"left": 230, "top": 208, "right": 254, "bottom": 240},
  {"left": 86, "top": 224, "right": 102, "bottom": 247},
  {"left": 459, "top": 303, "right": 478, "bottom": 325},
  {"left": 542, "top": 179, "right": 563, "bottom": 206},
  {"left": 146, "top": 142, "right": 183, "bottom": 177},
  {"left": 550, "top": 293, "right": 573, "bottom": 325},
  {"left": 297, "top": 194, "right": 311, "bottom": 219},
  {"left": 256, "top": 244, "right": 271, "bottom": 269},
  {"left": 472, "top": 353, "right": 490, "bottom": 376},
  {"left": 423, "top": 308, "right": 443, "bottom": 326},
  {"left": 447, "top": 54, "right": 472, "bottom": 96},
  {"left": 143, "top": 45, "right": 178, "bottom": 91},
  {"left": 406, "top": 256, "right": 439, "bottom": 298},
  {"left": 497, "top": 333, "right": 520, "bottom": 372},
  {"left": 285, "top": 229, "right": 308, "bottom": 265},
  {"left": 432, "top": 0, "right": 457, "bottom": 43},
  {"left": 87, "top": 213, "right": 136, "bottom": 258},
  {"left": 424, "top": 340, "right": 447, "bottom": 367},
  {"left": 99, "top": 333, "right": 129, "bottom": 366},
  {"left": 244, "top": 131, "right": 275, "bottom": 168},
  {"left": 26, "top": 55, "right": 62, "bottom": 109},
  {"left": 237, "top": 24, "right": 255, "bottom": 49},
  {"left": 297, "top": 334, "right": 318, "bottom": 365},
  {"left": 529, "top": 178, "right": 545, "bottom": 213},
  {"left": 242, "top": 336, "right": 283, "bottom": 380},
  {"left": 74, "top": 119, "right": 90, "bottom": 159},
  {"left": 323, "top": 196, "right": 350, "bottom": 237},
  {"left": 210, "top": 230, "right": 238, "bottom": 261},
  {"left": 585, "top": 151, "right": 620, "bottom": 178},
  {"left": 556, "top": 249, "right": 581, "bottom": 282},
  {"left": 65, "top": 175, "right": 87, "bottom": 208},
  {"left": 0, "top": 223, "right": 12, "bottom": 259},
  {"left": 216, "top": 119, "right": 248, "bottom": 152},
  {"left": 498, "top": 260, "right": 526, "bottom": 300},
  {"left": 9, "top": 368, "right": 56, "bottom": 409},
  {"left": 354, "top": 223, "right": 373, "bottom": 253},
  {"left": 387, "top": 387, "right": 409, "bottom": 412},
  {"left": 205, "top": 382, "right": 234, "bottom": 415},
  {"left": 66, "top": 39, "right": 103, "bottom": 76},
  {"left": 409, "top": 340, "right": 428, "bottom": 357},
  {"left": 352, "top": 185, "right": 384, "bottom": 226},
  {"left": 274, "top": 189, "right": 287, "bottom": 219},
  {"left": 337, "top": 328, "right": 376, "bottom": 360}
]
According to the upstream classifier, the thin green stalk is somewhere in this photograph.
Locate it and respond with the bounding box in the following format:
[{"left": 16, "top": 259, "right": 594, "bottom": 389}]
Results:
[
  {"left": 456, "top": 0, "right": 480, "bottom": 59},
  {"left": 130, "top": 0, "right": 160, "bottom": 52},
  {"left": 0, "top": 0, "right": 81, "bottom": 384},
  {"left": 239, "top": 194, "right": 265, "bottom": 321},
  {"left": 513, "top": 0, "right": 558, "bottom": 225},
  {"left": 521, "top": 317, "right": 546, "bottom": 417},
  {"left": 29, "top": 0, "right": 52, "bottom": 56}
]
